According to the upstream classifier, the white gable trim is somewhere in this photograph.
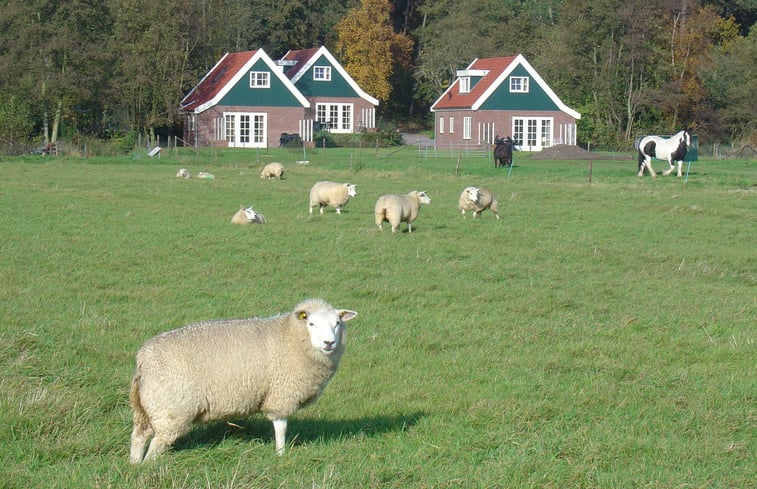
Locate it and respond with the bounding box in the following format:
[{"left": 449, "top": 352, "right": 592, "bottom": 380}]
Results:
[
  {"left": 179, "top": 53, "right": 230, "bottom": 111},
  {"left": 288, "top": 46, "right": 379, "bottom": 106},
  {"left": 191, "top": 48, "right": 310, "bottom": 114},
  {"left": 430, "top": 58, "right": 479, "bottom": 112},
  {"left": 472, "top": 54, "right": 580, "bottom": 119}
]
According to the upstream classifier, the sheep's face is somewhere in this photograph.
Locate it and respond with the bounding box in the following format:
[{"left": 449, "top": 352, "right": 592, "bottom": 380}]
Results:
[
  {"left": 243, "top": 207, "right": 258, "bottom": 222},
  {"left": 346, "top": 184, "right": 357, "bottom": 197},
  {"left": 298, "top": 307, "right": 358, "bottom": 354},
  {"left": 465, "top": 187, "right": 479, "bottom": 202},
  {"left": 176, "top": 168, "right": 190, "bottom": 178},
  {"left": 418, "top": 191, "right": 431, "bottom": 205}
]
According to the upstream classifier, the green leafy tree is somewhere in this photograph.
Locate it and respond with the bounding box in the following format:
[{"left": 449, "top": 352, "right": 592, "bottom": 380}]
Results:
[
  {"left": 0, "top": 95, "right": 34, "bottom": 154},
  {"left": 0, "top": 0, "right": 113, "bottom": 144},
  {"left": 703, "top": 24, "right": 757, "bottom": 143}
]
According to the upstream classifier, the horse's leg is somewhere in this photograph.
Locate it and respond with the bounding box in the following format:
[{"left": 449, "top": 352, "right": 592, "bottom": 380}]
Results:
[
  {"left": 638, "top": 156, "right": 654, "bottom": 177},
  {"left": 662, "top": 158, "right": 675, "bottom": 176},
  {"left": 676, "top": 161, "right": 683, "bottom": 177}
]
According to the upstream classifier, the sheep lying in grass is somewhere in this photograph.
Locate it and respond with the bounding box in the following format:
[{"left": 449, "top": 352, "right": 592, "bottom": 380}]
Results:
[
  {"left": 374, "top": 190, "right": 431, "bottom": 233},
  {"left": 261, "top": 162, "right": 284, "bottom": 180},
  {"left": 231, "top": 205, "right": 267, "bottom": 224},
  {"left": 129, "top": 298, "right": 358, "bottom": 462},
  {"left": 309, "top": 181, "right": 357, "bottom": 214},
  {"left": 458, "top": 186, "right": 500, "bottom": 219},
  {"left": 176, "top": 168, "right": 191, "bottom": 179}
]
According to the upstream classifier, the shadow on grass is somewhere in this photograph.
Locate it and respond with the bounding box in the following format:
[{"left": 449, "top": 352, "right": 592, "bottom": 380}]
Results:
[{"left": 175, "top": 411, "right": 426, "bottom": 453}]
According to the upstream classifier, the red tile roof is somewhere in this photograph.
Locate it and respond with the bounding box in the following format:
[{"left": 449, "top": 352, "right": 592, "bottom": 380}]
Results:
[
  {"left": 281, "top": 48, "right": 320, "bottom": 79},
  {"left": 432, "top": 55, "right": 517, "bottom": 110},
  {"left": 180, "top": 50, "right": 258, "bottom": 112}
]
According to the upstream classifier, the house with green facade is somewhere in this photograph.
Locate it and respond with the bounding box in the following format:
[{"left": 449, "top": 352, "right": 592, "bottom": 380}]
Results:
[
  {"left": 430, "top": 54, "right": 580, "bottom": 151},
  {"left": 179, "top": 47, "right": 378, "bottom": 149},
  {"left": 279, "top": 46, "right": 378, "bottom": 138}
]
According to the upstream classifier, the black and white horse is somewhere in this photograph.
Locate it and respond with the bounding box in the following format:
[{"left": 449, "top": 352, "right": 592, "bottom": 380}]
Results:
[
  {"left": 636, "top": 129, "right": 691, "bottom": 177},
  {"left": 493, "top": 136, "right": 513, "bottom": 168}
]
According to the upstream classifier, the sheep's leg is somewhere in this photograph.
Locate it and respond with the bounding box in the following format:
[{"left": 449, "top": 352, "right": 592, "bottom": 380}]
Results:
[
  {"left": 142, "top": 432, "right": 179, "bottom": 462},
  {"left": 130, "top": 423, "right": 153, "bottom": 463},
  {"left": 461, "top": 209, "right": 466, "bottom": 218},
  {"left": 335, "top": 207, "right": 341, "bottom": 214},
  {"left": 319, "top": 205, "right": 325, "bottom": 214},
  {"left": 140, "top": 415, "right": 192, "bottom": 462},
  {"left": 273, "top": 418, "right": 288, "bottom": 455}
]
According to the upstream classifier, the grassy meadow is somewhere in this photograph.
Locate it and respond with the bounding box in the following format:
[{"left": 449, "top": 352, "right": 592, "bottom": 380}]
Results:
[{"left": 0, "top": 145, "right": 755, "bottom": 488}]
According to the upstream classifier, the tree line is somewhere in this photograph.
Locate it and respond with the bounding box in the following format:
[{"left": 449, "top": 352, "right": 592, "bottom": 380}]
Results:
[{"left": 0, "top": 0, "right": 754, "bottom": 154}]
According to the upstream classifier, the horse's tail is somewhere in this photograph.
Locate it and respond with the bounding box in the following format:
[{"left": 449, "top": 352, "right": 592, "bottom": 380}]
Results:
[{"left": 637, "top": 147, "right": 645, "bottom": 171}]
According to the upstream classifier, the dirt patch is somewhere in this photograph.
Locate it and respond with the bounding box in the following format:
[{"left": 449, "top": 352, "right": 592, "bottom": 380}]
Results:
[{"left": 530, "top": 144, "right": 631, "bottom": 160}]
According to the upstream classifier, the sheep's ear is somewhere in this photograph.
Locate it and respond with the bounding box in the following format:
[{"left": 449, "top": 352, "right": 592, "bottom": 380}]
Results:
[
  {"left": 297, "top": 310, "right": 308, "bottom": 321},
  {"left": 338, "top": 310, "right": 358, "bottom": 322}
]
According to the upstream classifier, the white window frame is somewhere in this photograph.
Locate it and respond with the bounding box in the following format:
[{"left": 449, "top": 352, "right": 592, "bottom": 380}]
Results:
[
  {"left": 512, "top": 116, "right": 553, "bottom": 151},
  {"left": 224, "top": 112, "right": 267, "bottom": 148},
  {"left": 439, "top": 117, "right": 445, "bottom": 134},
  {"left": 315, "top": 103, "right": 353, "bottom": 133},
  {"left": 313, "top": 66, "right": 331, "bottom": 81},
  {"left": 459, "top": 77, "right": 471, "bottom": 93},
  {"left": 463, "top": 116, "right": 472, "bottom": 140},
  {"left": 449, "top": 116, "right": 455, "bottom": 134},
  {"left": 510, "top": 76, "right": 529, "bottom": 93},
  {"left": 249, "top": 71, "right": 270, "bottom": 88}
]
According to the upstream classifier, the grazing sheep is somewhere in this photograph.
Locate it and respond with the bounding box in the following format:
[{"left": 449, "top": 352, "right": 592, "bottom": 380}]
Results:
[
  {"left": 176, "top": 168, "right": 191, "bottom": 179},
  {"left": 129, "top": 299, "right": 358, "bottom": 463},
  {"left": 231, "top": 205, "right": 267, "bottom": 225},
  {"left": 374, "top": 190, "right": 431, "bottom": 233},
  {"left": 458, "top": 186, "right": 500, "bottom": 219},
  {"left": 261, "top": 162, "right": 285, "bottom": 180},
  {"left": 309, "top": 181, "right": 357, "bottom": 214}
]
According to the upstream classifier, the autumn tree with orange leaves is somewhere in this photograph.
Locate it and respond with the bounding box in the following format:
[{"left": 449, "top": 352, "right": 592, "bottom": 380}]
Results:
[{"left": 334, "top": 0, "right": 413, "bottom": 104}]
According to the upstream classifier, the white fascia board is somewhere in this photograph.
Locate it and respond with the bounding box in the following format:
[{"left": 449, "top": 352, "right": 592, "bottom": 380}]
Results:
[
  {"left": 292, "top": 46, "right": 379, "bottom": 106},
  {"left": 195, "top": 48, "right": 310, "bottom": 113},
  {"left": 179, "top": 52, "right": 231, "bottom": 111},
  {"left": 471, "top": 54, "right": 581, "bottom": 120}
]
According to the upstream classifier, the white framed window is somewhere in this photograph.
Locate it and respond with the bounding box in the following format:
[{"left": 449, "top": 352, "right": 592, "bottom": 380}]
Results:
[
  {"left": 510, "top": 76, "right": 529, "bottom": 93},
  {"left": 249, "top": 71, "right": 270, "bottom": 88},
  {"left": 224, "top": 112, "right": 267, "bottom": 148},
  {"left": 315, "top": 103, "right": 353, "bottom": 132},
  {"left": 439, "top": 117, "right": 445, "bottom": 134},
  {"left": 449, "top": 116, "right": 455, "bottom": 134},
  {"left": 313, "top": 66, "right": 331, "bottom": 81},
  {"left": 512, "top": 117, "right": 553, "bottom": 151},
  {"left": 463, "top": 116, "right": 472, "bottom": 140},
  {"left": 459, "top": 77, "right": 470, "bottom": 93}
]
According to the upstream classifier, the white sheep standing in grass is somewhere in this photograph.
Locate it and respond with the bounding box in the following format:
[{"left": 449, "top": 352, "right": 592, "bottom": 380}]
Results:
[
  {"left": 129, "top": 298, "right": 358, "bottom": 463},
  {"left": 261, "top": 162, "right": 285, "bottom": 180},
  {"left": 309, "top": 181, "right": 357, "bottom": 214},
  {"left": 176, "top": 168, "right": 191, "bottom": 179},
  {"left": 374, "top": 190, "right": 431, "bottom": 233},
  {"left": 231, "top": 205, "right": 267, "bottom": 224},
  {"left": 458, "top": 186, "right": 500, "bottom": 219}
]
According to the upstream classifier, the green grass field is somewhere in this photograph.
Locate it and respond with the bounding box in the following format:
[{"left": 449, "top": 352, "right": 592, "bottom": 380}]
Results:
[{"left": 1, "top": 146, "right": 754, "bottom": 488}]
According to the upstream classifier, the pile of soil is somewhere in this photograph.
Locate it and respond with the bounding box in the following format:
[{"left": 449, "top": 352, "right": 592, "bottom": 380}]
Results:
[{"left": 530, "top": 144, "right": 631, "bottom": 160}]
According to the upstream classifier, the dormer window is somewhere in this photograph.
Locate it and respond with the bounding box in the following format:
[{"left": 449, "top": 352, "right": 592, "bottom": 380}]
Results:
[
  {"left": 510, "top": 76, "right": 529, "bottom": 93},
  {"left": 314, "top": 66, "right": 331, "bottom": 81},
  {"left": 250, "top": 71, "right": 270, "bottom": 88},
  {"left": 460, "top": 76, "right": 471, "bottom": 93}
]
